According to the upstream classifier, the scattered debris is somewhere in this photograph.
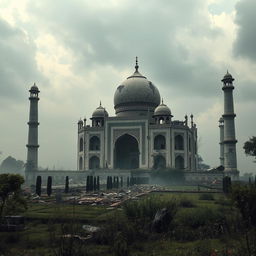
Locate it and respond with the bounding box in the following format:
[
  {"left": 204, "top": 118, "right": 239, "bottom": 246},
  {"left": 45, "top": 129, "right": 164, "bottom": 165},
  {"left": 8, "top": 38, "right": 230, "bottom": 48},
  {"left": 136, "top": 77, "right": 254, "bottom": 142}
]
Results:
[
  {"left": 29, "top": 184, "right": 217, "bottom": 207},
  {"left": 61, "top": 234, "right": 92, "bottom": 242},
  {"left": 82, "top": 225, "right": 101, "bottom": 233}
]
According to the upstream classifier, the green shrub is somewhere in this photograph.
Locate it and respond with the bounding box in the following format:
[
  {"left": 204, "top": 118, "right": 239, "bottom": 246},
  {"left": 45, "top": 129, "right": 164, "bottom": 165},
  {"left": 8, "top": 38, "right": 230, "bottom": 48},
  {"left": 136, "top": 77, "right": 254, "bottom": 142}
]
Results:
[
  {"left": 199, "top": 193, "right": 215, "bottom": 201},
  {"left": 178, "top": 197, "right": 195, "bottom": 208},
  {"left": 5, "top": 233, "right": 20, "bottom": 243},
  {"left": 94, "top": 214, "right": 137, "bottom": 245},
  {"left": 231, "top": 184, "right": 256, "bottom": 227},
  {"left": 177, "top": 207, "right": 221, "bottom": 228},
  {"left": 123, "top": 195, "right": 178, "bottom": 234},
  {"left": 113, "top": 232, "right": 129, "bottom": 256},
  {"left": 174, "top": 207, "right": 227, "bottom": 240},
  {"left": 123, "top": 195, "right": 177, "bottom": 222},
  {"left": 214, "top": 196, "right": 231, "bottom": 206}
]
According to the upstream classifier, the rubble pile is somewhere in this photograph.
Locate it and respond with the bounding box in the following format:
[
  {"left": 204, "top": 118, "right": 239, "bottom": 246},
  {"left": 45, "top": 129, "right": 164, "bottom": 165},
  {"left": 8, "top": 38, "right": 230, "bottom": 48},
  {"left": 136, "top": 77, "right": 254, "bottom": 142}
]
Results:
[{"left": 30, "top": 184, "right": 170, "bottom": 207}]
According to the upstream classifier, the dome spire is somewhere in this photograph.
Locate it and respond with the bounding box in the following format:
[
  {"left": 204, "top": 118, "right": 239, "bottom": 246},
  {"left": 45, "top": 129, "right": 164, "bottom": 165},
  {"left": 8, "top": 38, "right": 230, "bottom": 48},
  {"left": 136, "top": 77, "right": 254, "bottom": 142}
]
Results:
[{"left": 135, "top": 56, "right": 139, "bottom": 72}]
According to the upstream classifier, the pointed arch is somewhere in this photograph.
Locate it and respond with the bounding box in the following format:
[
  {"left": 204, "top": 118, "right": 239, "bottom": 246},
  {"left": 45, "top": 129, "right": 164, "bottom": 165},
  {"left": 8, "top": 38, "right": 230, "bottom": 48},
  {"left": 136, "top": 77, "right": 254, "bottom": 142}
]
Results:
[
  {"left": 154, "top": 135, "right": 166, "bottom": 150},
  {"left": 153, "top": 155, "right": 166, "bottom": 169},
  {"left": 89, "top": 156, "right": 100, "bottom": 169},
  {"left": 175, "top": 155, "right": 184, "bottom": 169},
  {"left": 79, "top": 138, "right": 83, "bottom": 152},
  {"left": 89, "top": 136, "right": 100, "bottom": 151},
  {"left": 114, "top": 134, "right": 139, "bottom": 169},
  {"left": 175, "top": 135, "right": 184, "bottom": 150}
]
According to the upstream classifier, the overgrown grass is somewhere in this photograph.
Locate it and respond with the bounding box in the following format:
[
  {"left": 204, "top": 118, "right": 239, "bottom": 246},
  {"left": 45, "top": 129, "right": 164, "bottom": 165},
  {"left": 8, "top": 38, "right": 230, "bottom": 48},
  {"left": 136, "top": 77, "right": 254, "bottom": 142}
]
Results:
[
  {"left": 24, "top": 203, "right": 113, "bottom": 223},
  {"left": 0, "top": 192, "right": 244, "bottom": 256},
  {"left": 123, "top": 195, "right": 177, "bottom": 221},
  {"left": 199, "top": 193, "right": 215, "bottom": 201}
]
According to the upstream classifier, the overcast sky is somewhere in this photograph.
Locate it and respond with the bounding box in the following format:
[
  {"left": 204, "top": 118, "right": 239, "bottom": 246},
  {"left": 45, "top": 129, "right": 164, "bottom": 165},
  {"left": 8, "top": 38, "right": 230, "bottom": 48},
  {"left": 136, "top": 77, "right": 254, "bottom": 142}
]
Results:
[{"left": 0, "top": 0, "right": 255, "bottom": 174}]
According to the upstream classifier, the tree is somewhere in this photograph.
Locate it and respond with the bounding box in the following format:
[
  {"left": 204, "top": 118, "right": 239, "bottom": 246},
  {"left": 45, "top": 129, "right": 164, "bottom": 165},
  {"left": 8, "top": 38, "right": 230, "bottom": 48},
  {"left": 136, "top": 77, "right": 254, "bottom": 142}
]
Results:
[
  {"left": 36, "top": 176, "right": 42, "bottom": 196},
  {"left": 244, "top": 136, "right": 256, "bottom": 161},
  {"left": 223, "top": 176, "right": 231, "bottom": 194},
  {"left": 0, "top": 156, "right": 24, "bottom": 173},
  {"left": 93, "top": 176, "right": 96, "bottom": 191},
  {"left": 231, "top": 184, "right": 256, "bottom": 227},
  {"left": 65, "top": 176, "right": 69, "bottom": 193},
  {"left": 47, "top": 176, "right": 52, "bottom": 196},
  {"left": 0, "top": 174, "right": 25, "bottom": 219},
  {"left": 86, "top": 176, "right": 89, "bottom": 192},
  {"left": 90, "top": 176, "right": 93, "bottom": 191},
  {"left": 197, "top": 155, "right": 210, "bottom": 170},
  {"left": 96, "top": 176, "right": 100, "bottom": 190},
  {"left": 120, "top": 177, "right": 123, "bottom": 188}
]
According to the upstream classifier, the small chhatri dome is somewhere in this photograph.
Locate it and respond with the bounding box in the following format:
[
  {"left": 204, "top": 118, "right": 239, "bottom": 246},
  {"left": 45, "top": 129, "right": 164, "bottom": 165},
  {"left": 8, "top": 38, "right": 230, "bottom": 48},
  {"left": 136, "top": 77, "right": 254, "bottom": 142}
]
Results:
[
  {"left": 219, "top": 117, "right": 224, "bottom": 123},
  {"left": 154, "top": 99, "right": 172, "bottom": 116},
  {"left": 222, "top": 70, "right": 234, "bottom": 82},
  {"left": 114, "top": 57, "right": 161, "bottom": 116},
  {"left": 30, "top": 82, "right": 39, "bottom": 92},
  {"left": 92, "top": 102, "right": 109, "bottom": 118},
  {"left": 78, "top": 119, "right": 83, "bottom": 124}
]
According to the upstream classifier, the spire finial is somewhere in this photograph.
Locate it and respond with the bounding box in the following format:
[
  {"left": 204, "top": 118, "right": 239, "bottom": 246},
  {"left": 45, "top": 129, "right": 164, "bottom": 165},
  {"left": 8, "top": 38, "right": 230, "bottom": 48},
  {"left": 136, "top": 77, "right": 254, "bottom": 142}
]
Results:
[
  {"left": 161, "top": 98, "right": 163, "bottom": 104},
  {"left": 100, "top": 100, "right": 102, "bottom": 107},
  {"left": 135, "top": 56, "right": 139, "bottom": 72}
]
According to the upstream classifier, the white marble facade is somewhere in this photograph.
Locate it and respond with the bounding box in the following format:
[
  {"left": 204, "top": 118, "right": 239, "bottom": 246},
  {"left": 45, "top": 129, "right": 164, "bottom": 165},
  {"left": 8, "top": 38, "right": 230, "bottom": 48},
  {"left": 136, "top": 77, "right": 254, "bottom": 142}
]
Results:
[{"left": 77, "top": 61, "right": 198, "bottom": 172}]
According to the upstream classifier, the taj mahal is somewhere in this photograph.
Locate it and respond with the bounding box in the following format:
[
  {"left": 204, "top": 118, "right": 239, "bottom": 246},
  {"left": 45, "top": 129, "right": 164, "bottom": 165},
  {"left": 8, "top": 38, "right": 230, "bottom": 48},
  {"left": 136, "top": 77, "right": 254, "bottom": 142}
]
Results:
[
  {"left": 77, "top": 59, "right": 198, "bottom": 172},
  {"left": 25, "top": 59, "right": 239, "bottom": 185}
]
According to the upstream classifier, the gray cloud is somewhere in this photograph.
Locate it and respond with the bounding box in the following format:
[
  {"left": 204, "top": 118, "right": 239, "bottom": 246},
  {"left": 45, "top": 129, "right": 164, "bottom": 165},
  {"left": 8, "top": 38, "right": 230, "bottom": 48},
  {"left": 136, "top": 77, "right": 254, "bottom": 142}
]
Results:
[
  {"left": 28, "top": 0, "right": 223, "bottom": 98},
  {"left": 233, "top": 0, "right": 256, "bottom": 61},
  {"left": 236, "top": 80, "right": 256, "bottom": 103},
  {"left": 0, "top": 0, "right": 254, "bottom": 173},
  {"left": 0, "top": 18, "right": 45, "bottom": 105}
]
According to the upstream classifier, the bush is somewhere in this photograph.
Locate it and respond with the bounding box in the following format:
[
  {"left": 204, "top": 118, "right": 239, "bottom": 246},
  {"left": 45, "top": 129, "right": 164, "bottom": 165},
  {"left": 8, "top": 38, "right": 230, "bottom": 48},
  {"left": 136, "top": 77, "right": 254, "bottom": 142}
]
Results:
[
  {"left": 123, "top": 195, "right": 177, "bottom": 229},
  {"left": 178, "top": 197, "right": 195, "bottom": 208},
  {"left": 199, "top": 193, "right": 215, "bottom": 201},
  {"left": 94, "top": 214, "right": 137, "bottom": 246},
  {"left": 5, "top": 233, "right": 20, "bottom": 243},
  {"left": 176, "top": 207, "right": 221, "bottom": 228},
  {"left": 113, "top": 232, "right": 129, "bottom": 256},
  {"left": 231, "top": 184, "right": 256, "bottom": 227},
  {"left": 174, "top": 207, "right": 227, "bottom": 240},
  {"left": 214, "top": 196, "right": 231, "bottom": 207}
]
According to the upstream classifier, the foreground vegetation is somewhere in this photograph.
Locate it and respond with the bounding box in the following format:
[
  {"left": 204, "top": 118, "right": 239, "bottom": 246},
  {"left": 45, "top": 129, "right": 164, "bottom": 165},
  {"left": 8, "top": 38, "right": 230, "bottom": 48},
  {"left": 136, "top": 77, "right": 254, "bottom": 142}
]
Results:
[{"left": 1, "top": 177, "right": 256, "bottom": 255}]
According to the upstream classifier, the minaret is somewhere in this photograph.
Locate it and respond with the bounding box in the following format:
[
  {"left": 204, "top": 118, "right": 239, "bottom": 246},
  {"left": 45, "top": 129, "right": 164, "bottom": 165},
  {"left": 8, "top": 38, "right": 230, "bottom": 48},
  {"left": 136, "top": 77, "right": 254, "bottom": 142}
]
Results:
[
  {"left": 221, "top": 71, "right": 238, "bottom": 175},
  {"left": 26, "top": 83, "right": 40, "bottom": 173},
  {"left": 218, "top": 117, "right": 224, "bottom": 166}
]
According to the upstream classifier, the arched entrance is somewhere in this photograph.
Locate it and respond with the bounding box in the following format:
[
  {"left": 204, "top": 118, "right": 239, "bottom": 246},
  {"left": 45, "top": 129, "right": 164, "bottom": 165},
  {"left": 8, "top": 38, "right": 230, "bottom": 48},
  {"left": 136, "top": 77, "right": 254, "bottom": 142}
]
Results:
[
  {"left": 89, "top": 136, "right": 100, "bottom": 151},
  {"left": 114, "top": 134, "right": 139, "bottom": 169},
  {"left": 175, "top": 155, "right": 184, "bottom": 169},
  {"left": 89, "top": 156, "right": 100, "bottom": 169},
  {"left": 153, "top": 155, "right": 166, "bottom": 169},
  {"left": 154, "top": 135, "right": 166, "bottom": 150}
]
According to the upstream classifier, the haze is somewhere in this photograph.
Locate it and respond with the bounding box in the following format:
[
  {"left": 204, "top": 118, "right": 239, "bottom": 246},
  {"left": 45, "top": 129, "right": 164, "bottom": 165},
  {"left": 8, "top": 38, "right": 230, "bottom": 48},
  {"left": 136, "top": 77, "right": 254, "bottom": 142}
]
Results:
[{"left": 0, "top": 0, "right": 255, "bottom": 174}]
